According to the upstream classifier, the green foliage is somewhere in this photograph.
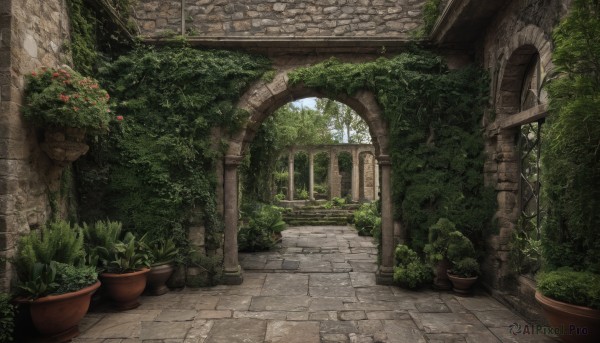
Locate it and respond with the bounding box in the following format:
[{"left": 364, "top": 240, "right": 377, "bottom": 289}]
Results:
[
  {"left": 16, "top": 261, "right": 97, "bottom": 299},
  {"left": 53, "top": 262, "right": 98, "bottom": 294},
  {"left": 353, "top": 202, "right": 381, "bottom": 236},
  {"left": 423, "top": 218, "right": 455, "bottom": 263},
  {"left": 393, "top": 245, "right": 432, "bottom": 289},
  {"left": 449, "top": 257, "right": 480, "bottom": 278},
  {"left": 76, "top": 46, "right": 270, "bottom": 255},
  {"left": 446, "top": 231, "right": 476, "bottom": 263},
  {"left": 13, "top": 221, "right": 85, "bottom": 284},
  {"left": 289, "top": 53, "right": 494, "bottom": 255},
  {"left": 22, "top": 67, "right": 111, "bottom": 133},
  {"left": 103, "top": 233, "right": 150, "bottom": 273},
  {"left": 542, "top": 0, "right": 600, "bottom": 273},
  {"left": 536, "top": 268, "right": 600, "bottom": 310},
  {"left": 509, "top": 230, "right": 542, "bottom": 275},
  {"left": 0, "top": 292, "right": 15, "bottom": 343},
  {"left": 147, "top": 238, "right": 179, "bottom": 265},
  {"left": 17, "top": 262, "right": 59, "bottom": 299},
  {"left": 82, "top": 220, "right": 122, "bottom": 268},
  {"left": 297, "top": 187, "right": 309, "bottom": 200},
  {"left": 418, "top": 0, "right": 442, "bottom": 37},
  {"left": 238, "top": 204, "right": 286, "bottom": 252}
]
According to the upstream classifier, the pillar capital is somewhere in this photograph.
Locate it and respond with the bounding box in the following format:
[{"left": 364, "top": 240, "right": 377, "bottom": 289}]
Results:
[
  {"left": 377, "top": 155, "right": 391, "bottom": 166},
  {"left": 224, "top": 155, "right": 243, "bottom": 167}
]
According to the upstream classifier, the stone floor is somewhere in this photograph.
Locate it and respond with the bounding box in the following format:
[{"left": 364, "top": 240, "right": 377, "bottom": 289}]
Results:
[{"left": 73, "top": 226, "right": 558, "bottom": 343}]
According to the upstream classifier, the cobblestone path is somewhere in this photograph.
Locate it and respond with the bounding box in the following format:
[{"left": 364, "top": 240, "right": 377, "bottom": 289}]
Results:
[{"left": 73, "top": 226, "right": 558, "bottom": 343}]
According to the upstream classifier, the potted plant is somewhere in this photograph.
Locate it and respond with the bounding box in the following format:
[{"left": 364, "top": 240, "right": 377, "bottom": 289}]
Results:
[
  {"left": 146, "top": 238, "right": 179, "bottom": 296},
  {"left": 12, "top": 221, "right": 100, "bottom": 342},
  {"left": 22, "top": 66, "right": 112, "bottom": 164},
  {"left": 392, "top": 244, "right": 432, "bottom": 290},
  {"left": 83, "top": 221, "right": 149, "bottom": 310},
  {"left": 423, "top": 218, "right": 456, "bottom": 290},
  {"left": 447, "top": 257, "right": 480, "bottom": 295}
]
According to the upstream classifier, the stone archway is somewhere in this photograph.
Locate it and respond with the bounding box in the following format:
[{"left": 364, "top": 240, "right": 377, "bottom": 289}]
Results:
[
  {"left": 220, "top": 70, "right": 394, "bottom": 285},
  {"left": 483, "top": 24, "right": 554, "bottom": 289}
]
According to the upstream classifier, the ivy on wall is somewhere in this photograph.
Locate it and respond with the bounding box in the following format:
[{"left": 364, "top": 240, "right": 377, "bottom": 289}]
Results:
[
  {"left": 289, "top": 51, "right": 495, "bottom": 252},
  {"left": 75, "top": 46, "right": 270, "bottom": 250}
]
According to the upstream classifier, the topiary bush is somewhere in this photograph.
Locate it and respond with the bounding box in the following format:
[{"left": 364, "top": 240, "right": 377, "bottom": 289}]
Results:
[
  {"left": 449, "top": 257, "right": 480, "bottom": 278},
  {"left": 392, "top": 244, "right": 432, "bottom": 290}
]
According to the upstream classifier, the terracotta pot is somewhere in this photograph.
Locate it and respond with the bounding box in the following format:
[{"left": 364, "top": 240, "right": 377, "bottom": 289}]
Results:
[
  {"left": 100, "top": 268, "right": 149, "bottom": 310},
  {"left": 447, "top": 272, "right": 478, "bottom": 295},
  {"left": 19, "top": 281, "right": 100, "bottom": 342},
  {"left": 147, "top": 263, "right": 174, "bottom": 296},
  {"left": 535, "top": 291, "right": 600, "bottom": 343},
  {"left": 433, "top": 258, "right": 452, "bottom": 290}
]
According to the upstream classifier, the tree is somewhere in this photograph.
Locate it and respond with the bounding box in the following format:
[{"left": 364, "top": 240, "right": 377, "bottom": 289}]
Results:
[{"left": 316, "top": 98, "right": 371, "bottom": 143}]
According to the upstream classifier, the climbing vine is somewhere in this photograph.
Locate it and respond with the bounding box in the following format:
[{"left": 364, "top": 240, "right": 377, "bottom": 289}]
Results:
[
  {"left": 75, "top": 46, "right": 270, "bottom": 251},
  {"left": 289, "top": 51, "right": 495, "bottom": 252}
]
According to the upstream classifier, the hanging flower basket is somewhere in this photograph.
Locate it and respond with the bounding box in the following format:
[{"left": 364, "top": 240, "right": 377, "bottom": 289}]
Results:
[{"left": 22, "top": 66, "right": 115, "bottom": 163}]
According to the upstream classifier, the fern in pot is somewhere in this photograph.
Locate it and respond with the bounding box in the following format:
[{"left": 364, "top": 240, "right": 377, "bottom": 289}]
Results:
[
  {"left": 12, "top": 221, "right": 100, "bottom": 342},
  {"left": 146, "top": 238, "right": 179, "bottom": 296}
]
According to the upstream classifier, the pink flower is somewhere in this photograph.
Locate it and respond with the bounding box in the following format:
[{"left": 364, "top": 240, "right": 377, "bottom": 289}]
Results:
[
  {"left": 31, "top": 72, "right": 37, "bottom": 76},
  {"left": 116, "top": 115, "right": 124, "bottom": 121},
  {"left": 52, "top": 72, "right": 59, "bottom": 78}
]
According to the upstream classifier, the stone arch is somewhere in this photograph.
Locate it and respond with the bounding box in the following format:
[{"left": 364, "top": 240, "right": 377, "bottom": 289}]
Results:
[
  {"left": 483, "top": 24, "right": 553, "bottom": 289},
  {"left": 220, "top": 70, "right": 394, "bottom": 285}
]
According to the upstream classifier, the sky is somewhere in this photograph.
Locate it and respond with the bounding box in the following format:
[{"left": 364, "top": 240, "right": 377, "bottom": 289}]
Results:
[{"left": 293, "top": 97, "right": 317, "bottom": 109}]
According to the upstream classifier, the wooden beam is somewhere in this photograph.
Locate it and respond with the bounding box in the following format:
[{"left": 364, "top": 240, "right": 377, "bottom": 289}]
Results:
[{"left": 498, "top": 103, "right": 549, "bottom": 129}]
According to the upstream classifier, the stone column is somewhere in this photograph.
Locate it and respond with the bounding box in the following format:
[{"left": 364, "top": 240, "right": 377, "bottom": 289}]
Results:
[
  {"left": 222, "top": 155, "right": 243, "bottom": 285},
  {"left": 309, "top": 151, "right": 315, "bottom": 201},
  {"left": 288, "top": 151, "right": 294, "bottom": 201},
  {"left": 328, "top": 149, "right": 336, "bottom": 200},
  {"left": 351, "top": 148, "right": 360, "bottom": 202},
  {"left": 376, "top": 155, "right": 394, "bottom": 285},
  {"left": 374, "top": 159, "right": 380, "bottom": 200}
]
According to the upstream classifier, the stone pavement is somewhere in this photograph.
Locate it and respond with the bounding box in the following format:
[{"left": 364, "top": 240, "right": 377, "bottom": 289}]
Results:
[{"left": 73, "top": 226, "right": 558, "bottom": 343}]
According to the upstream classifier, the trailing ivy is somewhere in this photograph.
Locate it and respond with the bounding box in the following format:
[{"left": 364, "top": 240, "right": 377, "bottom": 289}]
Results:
[
  {"left": 289, "top": 51, "right": 495, "bottom": 252},
  {"left": 419, "top": 0, "right": 443, "bottom": 37},
  {"left": 75, "top": 46, "right": 270, "bottom": 252},
  {"left": 542, "top": 0, "right": 600, "bottom": 273}
]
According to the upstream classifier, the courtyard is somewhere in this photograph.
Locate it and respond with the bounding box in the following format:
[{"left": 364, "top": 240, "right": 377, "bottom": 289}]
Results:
[{"left": 71, "top": 226, "right": 557, "bottom": 343}]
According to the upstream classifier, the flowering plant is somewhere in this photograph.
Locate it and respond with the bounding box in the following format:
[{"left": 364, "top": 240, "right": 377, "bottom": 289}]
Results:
[{"left": 22, "top": 66, "right": 112, "bottom": 133}]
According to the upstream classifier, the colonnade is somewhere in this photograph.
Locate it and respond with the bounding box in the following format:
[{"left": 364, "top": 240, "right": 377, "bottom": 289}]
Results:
[{"left": 285, "top": 144, "right": 379, "bottom": 202}]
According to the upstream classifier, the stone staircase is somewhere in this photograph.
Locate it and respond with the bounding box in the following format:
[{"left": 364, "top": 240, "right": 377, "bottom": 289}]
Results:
[{"left": 282, "top": 204, "right": 360, "bottom": 226}]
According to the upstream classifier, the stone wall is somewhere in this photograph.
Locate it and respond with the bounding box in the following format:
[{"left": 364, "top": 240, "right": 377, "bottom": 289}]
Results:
[
  {"left": 134, "top": 0, "right": 426, "bottom": 38},
  {"left": 480, "top": 0, "right": 571, "bottom": 291},
  {"left": 0, "top": 0, "right": 71, "bottom": 291}
]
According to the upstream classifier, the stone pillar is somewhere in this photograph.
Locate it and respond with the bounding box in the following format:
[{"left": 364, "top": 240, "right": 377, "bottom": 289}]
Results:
[
  {"left": 328, "top": 149, "right": 336, "bottom": 199},
  {"left": 376, "top": 155, "right": 394, "bottom": 285},
  {"left": 374, "top": 159, "right": 380, "bottom": 200},
  {"left": 309, "top": 151, "right": 315, "bottom": 201},
  {"left": 288, "top": 151, "right": 294, "bottom": 201},
  {"left": 222, "top": 155, "right": 243, "bottom": 285},
  {"left": 351, "top": 148, "right": 360, "bottom": 202}
]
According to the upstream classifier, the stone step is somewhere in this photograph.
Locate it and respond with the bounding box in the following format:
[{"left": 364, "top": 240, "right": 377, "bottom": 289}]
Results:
[{"left": 285, "top": 219, "right": 349, "bottom": 226}]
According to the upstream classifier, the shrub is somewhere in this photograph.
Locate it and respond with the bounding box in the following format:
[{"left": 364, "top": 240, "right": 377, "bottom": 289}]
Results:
[
  {"left": 536, "top": 268, "right": 600, "bottom": 310},
  {"left": 53, "top": 262, "right": 98, "bottom": 294},
  {"left": 393, "top": 245, "right": 432, "bottom": 289},
  {"left": 446, "top": 231, "right": 476, "bottom": 263},
  {"left": 353, "top": 202, "right": 381, "bottom": 236},
  {"left": 187, "top": 253, "right": 223, "bottom": 287},
  {"left": 449, "top": 257, "right": 480, "bottom": 278},
  {"left": 0, "top": 292, "right": 16, "bottom": 343},
  {"left": 423, "top": 218, "right": 456, "bottom": 263},
  {"left": 297, "top": 188, "right": 309, "bottom": 200},
  {"left": 238, "top": 205, "right": 287, "bottom": 252},
  {"left": 22, "top": 66, "right": 111, "bottom": 132},
  {"left": 13, "top": 221, "right": 85, "bottom": 286}
]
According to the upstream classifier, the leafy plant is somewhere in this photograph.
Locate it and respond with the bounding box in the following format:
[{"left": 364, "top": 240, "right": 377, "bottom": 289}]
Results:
[
  {"left": 147, "top": 238, "right": 180, "bottom": 266},
  {"left": 54, "top": 262, "right": 98, "bottom": 294},
  {"left": 103, "top": 233, "right": 150, "bottom": 273},
  {"left": 13, "top": 221, "right": 85, "bottom": 284},
  {"left": 22, "top": 67, "right": 111, "bottom": 132},
  {"left": 536, "top": 268, "right": 600, "bottom": 310},
  {"left": 423, "top": 218, "right": 456, "bottom": 263},
  {"left": 393, "top": 244, "right": 432, "bottom": 289},
  {"left": 353, "top": 202, "right": 381, "bottom": 236},
  {"left": 0, "top": 292, "right": 16, "bottom": 343},
  {"left": 449, "top": 257, "right": 480, "bottom": 278},
  {"left": 17, "top": 262, "right": 59, "bottom": 299},
  {"left": 509, "top": 230, "right": 542, "bottom": 275},
  {"left": 297, "top": 187, "right": 309, "bottom": 200},
  {"left": 238, "top": 205, "right": 287, "bottom": 252}
]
